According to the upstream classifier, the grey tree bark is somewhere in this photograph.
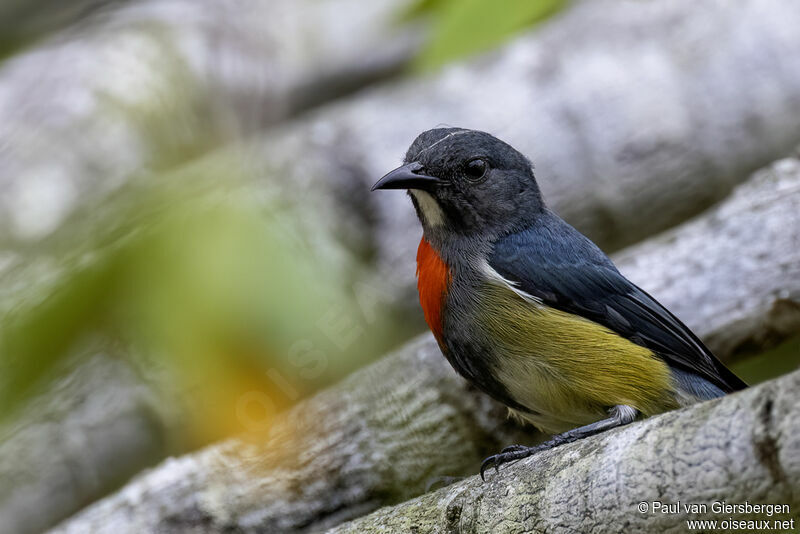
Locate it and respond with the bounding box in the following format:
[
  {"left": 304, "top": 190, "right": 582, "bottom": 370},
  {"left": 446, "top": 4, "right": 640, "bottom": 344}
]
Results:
[
  {"left": 330, "top": 368, "right": 800, "bottom": 533},
  {"left": 0, "top": 351, "right": 177, "bottom": 534},
  {"left": 49, "top": 157, "right": 800, "bottom": 533}
]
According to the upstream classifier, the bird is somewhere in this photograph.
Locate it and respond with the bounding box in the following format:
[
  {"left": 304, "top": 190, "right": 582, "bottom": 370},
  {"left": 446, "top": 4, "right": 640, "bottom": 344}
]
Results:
[{"left": 371, "top": 127, "right": 747, "bottom": 480}]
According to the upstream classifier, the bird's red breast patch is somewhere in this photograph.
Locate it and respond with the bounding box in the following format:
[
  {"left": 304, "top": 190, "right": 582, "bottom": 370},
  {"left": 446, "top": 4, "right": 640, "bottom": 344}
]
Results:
[{"left": 416, "top": 238, "right": 451, "bottom": 343}]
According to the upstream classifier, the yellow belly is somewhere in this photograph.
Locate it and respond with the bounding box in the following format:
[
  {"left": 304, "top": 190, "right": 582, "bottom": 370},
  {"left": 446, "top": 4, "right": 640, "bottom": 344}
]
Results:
[{"left": 479, "top": 283, "right": 679, "bottom": 434}]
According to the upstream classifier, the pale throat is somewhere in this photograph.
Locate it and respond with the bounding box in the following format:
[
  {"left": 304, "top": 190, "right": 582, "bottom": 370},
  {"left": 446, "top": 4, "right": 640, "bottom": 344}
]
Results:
[{"left": 409, "top": 189, "right": 445, "bottom": 227}]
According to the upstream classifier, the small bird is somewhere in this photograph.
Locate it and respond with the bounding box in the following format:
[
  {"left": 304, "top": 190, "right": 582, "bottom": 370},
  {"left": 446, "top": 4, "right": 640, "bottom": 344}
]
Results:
[{"left": 372, "top": 127, "right": 746, "bottom": 480}]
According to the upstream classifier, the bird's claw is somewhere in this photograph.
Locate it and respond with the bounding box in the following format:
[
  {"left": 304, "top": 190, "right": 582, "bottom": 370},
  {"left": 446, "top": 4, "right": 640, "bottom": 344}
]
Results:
[
  {"left": 480, "top": 455, "right": 501, "bottom": 481},
  {"left": 480, "top": 445, "right": 539, "bottom": 481}
]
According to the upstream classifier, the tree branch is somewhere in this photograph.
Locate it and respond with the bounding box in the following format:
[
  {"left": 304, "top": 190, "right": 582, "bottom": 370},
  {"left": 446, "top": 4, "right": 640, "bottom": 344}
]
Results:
[
  {"left": 50, "top": 156, "right": 800, "bottom": 533},
  {"left": 0, "top": 351, "right": 175, "bottom": 534},
  {"left": 329, "top": 368, "right": 800, "bottom": 533}
]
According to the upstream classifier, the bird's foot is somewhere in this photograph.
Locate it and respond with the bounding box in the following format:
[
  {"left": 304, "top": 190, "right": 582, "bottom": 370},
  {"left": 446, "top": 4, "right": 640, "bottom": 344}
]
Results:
[
  {"left": 481, "top": 446, "right": 536, "bottom": 481},
  {"left": 480, "top": 442, "right": 557, "bottom": 481},
  {"left": 499, "top": 444, "right": 530, "bottom": 453},
  {"left": 481, "top": 406, "right": 639, "bottom": 481}
]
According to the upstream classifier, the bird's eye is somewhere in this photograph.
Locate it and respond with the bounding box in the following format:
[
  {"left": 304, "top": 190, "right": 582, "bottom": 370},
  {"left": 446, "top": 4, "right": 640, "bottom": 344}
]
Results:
[{"left": 464, "top": 158, "right": 488, "bottom": 181}]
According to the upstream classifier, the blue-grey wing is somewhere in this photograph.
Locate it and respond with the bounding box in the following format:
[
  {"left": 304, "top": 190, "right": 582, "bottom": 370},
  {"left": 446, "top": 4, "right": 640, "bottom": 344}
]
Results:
[{"left": 489, "top": 215, "right": 746, "bottom": 393}]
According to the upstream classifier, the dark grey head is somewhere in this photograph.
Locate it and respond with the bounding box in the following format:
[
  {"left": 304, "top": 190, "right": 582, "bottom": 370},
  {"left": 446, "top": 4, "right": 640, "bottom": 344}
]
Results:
[{"left": 372, "top": 128, "right": 545, "bottom": 239}]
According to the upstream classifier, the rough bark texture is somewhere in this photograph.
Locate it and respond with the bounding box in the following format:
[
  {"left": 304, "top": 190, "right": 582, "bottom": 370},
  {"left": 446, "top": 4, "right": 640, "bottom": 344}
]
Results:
[
  {"left": 50, "top": 161, "right": 800, "bottom": 533},
  {"left": 0, "top": 351, "right": 176, "bottom": 534},
  {"left": 50, "top": 336, "right": 538, "bottom": 534},
  {"left": 331, "top": 369, "right": 800, "bottom": 533},
  {"left": 255, "top": 0, "right": 800, "bottom": 309}
]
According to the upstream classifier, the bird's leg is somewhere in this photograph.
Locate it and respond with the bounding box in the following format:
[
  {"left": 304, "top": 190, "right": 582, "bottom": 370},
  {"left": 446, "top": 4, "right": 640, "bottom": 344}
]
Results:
[{"left": 481, "top": 405, "right": 638, "bottom": 480}]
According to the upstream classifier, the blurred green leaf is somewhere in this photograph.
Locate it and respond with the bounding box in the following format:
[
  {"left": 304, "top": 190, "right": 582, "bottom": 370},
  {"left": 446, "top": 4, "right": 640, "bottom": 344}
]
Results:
[
  {"left": 0, "top": 153, "right": 414, "bottom": 442},
  {"left": 409, "top": 0, "right": 568, "bottom": 71},
  {"left": 398, "top": 0, "right": 447, "bottom": 21},
  {"left": 0, "top": 251, "right": 121, "bottom": 416},
  {"left": 0, "top": 26, "right": 419, "bottom": 442}
]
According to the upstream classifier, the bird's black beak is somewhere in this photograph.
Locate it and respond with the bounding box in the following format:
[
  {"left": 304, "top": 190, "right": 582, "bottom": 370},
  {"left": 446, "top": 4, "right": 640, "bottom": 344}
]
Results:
[{"left": 371, "top": 162, "right": 441, "bottom": 191}]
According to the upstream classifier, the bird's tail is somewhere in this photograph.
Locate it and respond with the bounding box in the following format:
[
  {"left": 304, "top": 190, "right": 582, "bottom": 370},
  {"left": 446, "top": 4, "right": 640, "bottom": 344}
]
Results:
[{"left": 671, "top": 367, "right": 729, "bottom": 404}]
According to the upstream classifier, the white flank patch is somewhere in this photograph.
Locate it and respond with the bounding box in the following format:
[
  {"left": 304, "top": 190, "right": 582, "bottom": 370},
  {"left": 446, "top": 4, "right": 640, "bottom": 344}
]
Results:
[
  {"left": 480, "top": 259, "right": 544, "bottom": 306},
  {"left": 409, "top": 190, "right": 445, "bottom": 227}
]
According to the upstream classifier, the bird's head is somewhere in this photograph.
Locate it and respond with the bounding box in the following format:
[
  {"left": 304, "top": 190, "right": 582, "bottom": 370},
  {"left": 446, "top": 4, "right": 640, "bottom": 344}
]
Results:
[{"left": 372, "top": 128, "right": 545, "bottom": 240}]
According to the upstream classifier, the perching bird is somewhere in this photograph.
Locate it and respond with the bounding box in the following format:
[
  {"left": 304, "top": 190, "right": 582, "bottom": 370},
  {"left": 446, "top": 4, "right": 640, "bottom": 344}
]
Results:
[{"left": 371, "top": 127, "right": 747, "bottom": 480}]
